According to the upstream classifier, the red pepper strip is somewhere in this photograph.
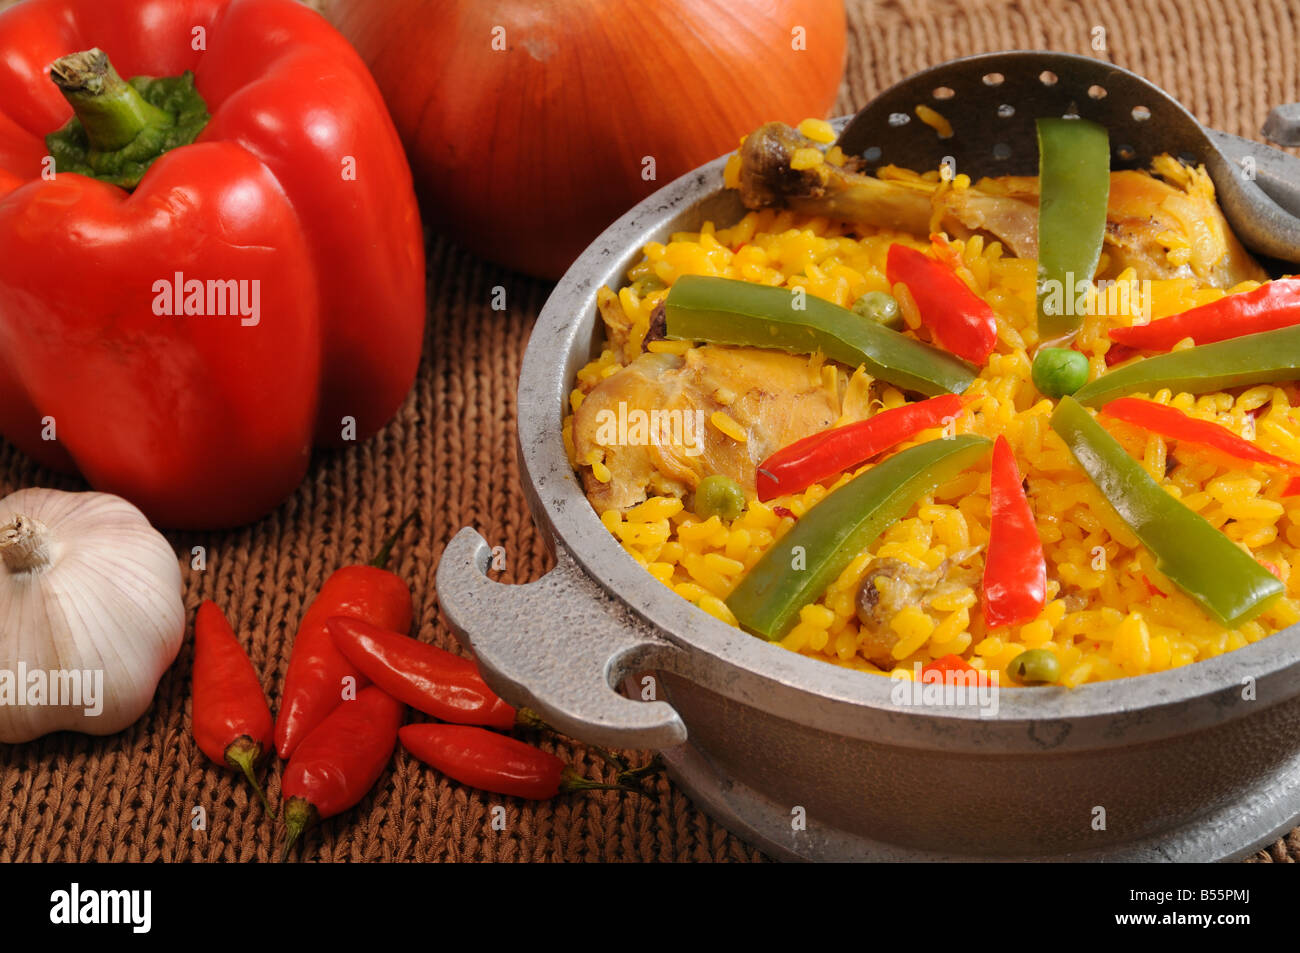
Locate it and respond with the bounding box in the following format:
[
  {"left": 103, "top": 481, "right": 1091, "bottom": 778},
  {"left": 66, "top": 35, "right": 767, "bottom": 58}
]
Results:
[
  {"left": 275, "top": 516, "right": 415, "bottom": 759},
  {"left": 1108, "top": 277, "right": 1300, "bottom": 351},
  {"left": 756, "top": 394, "right": 966, "bottom": 501},
  {"left": 920, "top": 654, "right": 995, "bottom": 686},
  {"left": 982, "top": 436, "right": 1047, "bottom": 629},
  {"left": 1099, "top": 397, "right": 1300, "bottom": 495},
  {"left": 399, "top": 724, "right": 637, "bottom": 800},
  {"left": 929, "top": 233, "right": 966, "bottom": 273},
  {"left": 192, "top": 601, "right": 274, "bottom": 814},
  {"left": 328, "top": 617, "right": 516, "bottom": 730},
  {"left": 886, "top": 243, "right": 998, "bottom": 364},
  {"left": 281, "top": 686, "right": 405, "bottom": 860},
  {"left": 1104, "top": 343, "right": 1140, "bottom": 367},
  {"left": 1143, "top": 575, "right": 1168, "bottom": 598}
]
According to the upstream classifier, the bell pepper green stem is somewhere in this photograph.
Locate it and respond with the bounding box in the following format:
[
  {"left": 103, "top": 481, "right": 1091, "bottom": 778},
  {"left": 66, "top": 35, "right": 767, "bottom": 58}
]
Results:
[
  {"left": 1073, "top": 326, "right": 1300, "bottom": 407},
  {"left": 46, "top": 48, "right": 210, "bottom": 190},
  {"left": 726, "top": 435, "right": 992, "bottom": 640},
  {"left": 1050, "top": 396, "right": 1282, "bottom": 627},
  {"left": 664, "top": 275, "right": 976, "bottom": 397},
  {"left": 1036, "top": 118, "right": 1110, "bottom": 345},
  {"left": 49, "top": 49, "right": 171, "bottom": 152}
]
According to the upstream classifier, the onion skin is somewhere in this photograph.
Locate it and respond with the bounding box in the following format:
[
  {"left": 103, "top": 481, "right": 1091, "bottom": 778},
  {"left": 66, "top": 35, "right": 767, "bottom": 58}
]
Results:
[{"left": 324, "top": 0, "right": 846, "bottom": 279}]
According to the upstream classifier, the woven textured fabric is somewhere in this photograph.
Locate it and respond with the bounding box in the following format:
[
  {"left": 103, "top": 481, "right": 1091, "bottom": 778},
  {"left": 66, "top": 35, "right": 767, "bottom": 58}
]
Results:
[{"left": 1, "top": 0, "right": 1298, "bottom": 863}]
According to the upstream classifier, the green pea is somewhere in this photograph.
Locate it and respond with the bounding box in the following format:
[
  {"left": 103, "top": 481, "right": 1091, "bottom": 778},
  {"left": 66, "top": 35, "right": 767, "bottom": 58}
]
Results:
[
  {"left": 695, "top": 475, "right": 746, "bottom": 522},
  {"left": 852, "top": 291, "right": 903, "bottom": 330},
  {"left": 1006, "top": 648, "right": 1062, "bottom": 686},
  {"left": 1032, "top": 347, "right": 1090, "bottom": 398}
]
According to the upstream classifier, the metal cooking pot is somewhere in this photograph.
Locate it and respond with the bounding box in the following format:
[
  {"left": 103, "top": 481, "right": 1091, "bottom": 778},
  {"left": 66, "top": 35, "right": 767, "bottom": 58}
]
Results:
[{"left": 436, "top": 147, "right": 1300, "bottom": 863}]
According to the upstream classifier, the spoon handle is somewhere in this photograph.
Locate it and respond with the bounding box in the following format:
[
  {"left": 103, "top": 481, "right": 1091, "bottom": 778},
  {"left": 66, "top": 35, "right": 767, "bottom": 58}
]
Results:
[
  {"left": 1207, "top": 128, "right": 1300, "bottom": 220},
  {"left": 1263, "top": 104, "right": 1300, "bottom": 147}
]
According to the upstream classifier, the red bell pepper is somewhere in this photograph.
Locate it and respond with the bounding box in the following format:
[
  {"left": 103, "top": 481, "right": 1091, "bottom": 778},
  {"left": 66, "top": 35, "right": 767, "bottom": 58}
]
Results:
[
  {"left": 1108, "top": 277, "right": 1300, "bottom": 351},
  {"left": 886, "top": 243, "right": 998, "bottom": 365},
  {"left": 982, "top": 436, "right": 1046, "bottom": 629},
  {"left": 920, "top": 654, "right": 995, "bottom": 686},
  {"left": 0, "top": 0, "right": 424, "bottom": 528},
  {"left": 756, "top": 394, "right": 965, "bottom": 501},
  {"left": 1099, "top": 396, "right": 1300, "bottom": 495}
]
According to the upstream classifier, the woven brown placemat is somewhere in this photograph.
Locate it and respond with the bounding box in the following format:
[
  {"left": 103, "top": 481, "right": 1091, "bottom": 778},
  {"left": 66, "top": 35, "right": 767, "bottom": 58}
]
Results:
[{"left": 1, "top": 0, "right": 1298, "bottom": 863}]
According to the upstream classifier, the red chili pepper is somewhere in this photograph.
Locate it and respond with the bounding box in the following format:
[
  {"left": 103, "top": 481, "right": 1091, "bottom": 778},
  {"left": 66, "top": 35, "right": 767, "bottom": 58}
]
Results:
[
  {"left": 772, "top": 505, "right": 797, "bottom": 520},
  {"left": 275, "top": 516, "right": 415, "bottom": 759},
  {"left": 328, "top": 617, "right": 517, "bottom": 730},
  {"left": 755, "top": 394, "right": 966, "bottom": 501},
  {"left": 399, "top": 724, "right": 636, "bottom": 801},
  {"left": 1108, "top": 277, "right": 1300, "bottom": 351},
  {"left": 281, "top": 686, "right": 405, "bottom": 860},
  {"left": 982, "top": 436, "right": 1046, "bottom": 629},
  {"left": 1099, "top": 397, "right": 1300, "bottom": 494},
  {"left": 886, "top": 243, "right": 998, "bottom": 364},
  {"left": 192, "top": 601, "right": 274, "bottom": 813},
  {"left": 920, "top": 654, "right": 995, "bottom": 686}
]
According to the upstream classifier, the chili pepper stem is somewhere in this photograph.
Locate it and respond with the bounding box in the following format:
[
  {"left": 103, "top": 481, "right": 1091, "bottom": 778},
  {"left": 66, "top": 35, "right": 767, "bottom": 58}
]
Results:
[
  {"left": 48, "top": 49, "right": 171, "bottom": 153},
  {"left": 513, "top": 707, "right": 550, "bottom": 732},
  {"left": 224, "top": 736, "right": 275, "bottom": 817},
  {"left": 513, "top": 707, "right": 632, "bottom": 772},
  {"left": 369, "top": 511, "right": 419, "bottom": 570},
  {"left": 280, "top": 797, "right": 318, "bottom": 862},
  {"left": 558, "top": 766, "right": 652, "bottom": 799},
  {"left": 617, "top": 753, "right": 666, "bottom": 786}
]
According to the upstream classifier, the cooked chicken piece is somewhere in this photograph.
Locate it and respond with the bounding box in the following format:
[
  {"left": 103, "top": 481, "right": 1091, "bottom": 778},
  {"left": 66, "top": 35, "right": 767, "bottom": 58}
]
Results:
[
  {"left": 737, "top": 122, "right": 1265, "bottom": 288},
  {"left": 855, "top": 548, "right": 982, "bottom": 667},
  {"left": 596, "top": 286, "right": 638, "bottom": 357},
  {"left": 573, "top": 345, "right": 867, "bottom": 511}
]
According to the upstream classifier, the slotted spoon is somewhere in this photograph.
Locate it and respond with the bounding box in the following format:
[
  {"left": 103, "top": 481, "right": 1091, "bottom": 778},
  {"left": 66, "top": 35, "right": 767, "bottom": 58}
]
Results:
[{"left": 835, "top": 51, "right": 1300, "bottom": 265}]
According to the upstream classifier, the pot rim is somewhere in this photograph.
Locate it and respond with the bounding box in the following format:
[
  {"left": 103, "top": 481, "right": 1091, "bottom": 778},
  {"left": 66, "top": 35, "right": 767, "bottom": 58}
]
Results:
[{"left": 518, "top": 130, "right": 1300, "bottom": 737}]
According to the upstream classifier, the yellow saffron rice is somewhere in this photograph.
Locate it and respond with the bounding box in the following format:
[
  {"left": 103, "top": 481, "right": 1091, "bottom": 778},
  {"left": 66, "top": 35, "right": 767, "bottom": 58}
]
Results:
[{"left": 565, "top": 195, "right": 1300, "bottom": 686}]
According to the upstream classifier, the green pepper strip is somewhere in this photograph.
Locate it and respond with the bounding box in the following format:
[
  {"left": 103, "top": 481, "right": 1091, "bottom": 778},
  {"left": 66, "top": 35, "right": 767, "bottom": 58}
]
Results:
[
  {"left": 726, "top": 435, "right": 992, "bottom": 641},
  {"left": 1050, "top": 397, "right": 1282, "bottom": 627},
  {"left": 664, "top": 275, "right": 976, "bottom": 397},
  {"left": 1073, "top": 325, "right": 1300, "bottom": 407},
  {"left": 1036, "top": 118, "right": 1110, "bottom": 345}
]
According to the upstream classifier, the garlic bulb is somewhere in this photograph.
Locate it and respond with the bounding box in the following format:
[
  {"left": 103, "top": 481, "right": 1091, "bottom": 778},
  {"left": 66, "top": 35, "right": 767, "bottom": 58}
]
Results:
[{"left": 0, "top": 488, "right": 184, "bottom": 742}]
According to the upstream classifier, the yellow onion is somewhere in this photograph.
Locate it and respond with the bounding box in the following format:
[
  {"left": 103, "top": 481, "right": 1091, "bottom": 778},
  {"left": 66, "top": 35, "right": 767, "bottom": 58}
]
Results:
[{"left": 325, "top": 0, "right": 846, "bottom": 278}]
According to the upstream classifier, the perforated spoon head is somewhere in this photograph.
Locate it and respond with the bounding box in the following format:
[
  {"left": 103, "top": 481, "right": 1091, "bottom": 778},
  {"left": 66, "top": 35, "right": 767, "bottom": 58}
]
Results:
[{"left": 835, "top": 51, "right": 1300, "bottom": 264}]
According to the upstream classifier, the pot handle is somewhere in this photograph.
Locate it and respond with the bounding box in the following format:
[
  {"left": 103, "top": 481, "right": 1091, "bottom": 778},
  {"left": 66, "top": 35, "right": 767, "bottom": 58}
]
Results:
[{"left": 436, "top": 527, "right": 688, "bottom": 750}]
